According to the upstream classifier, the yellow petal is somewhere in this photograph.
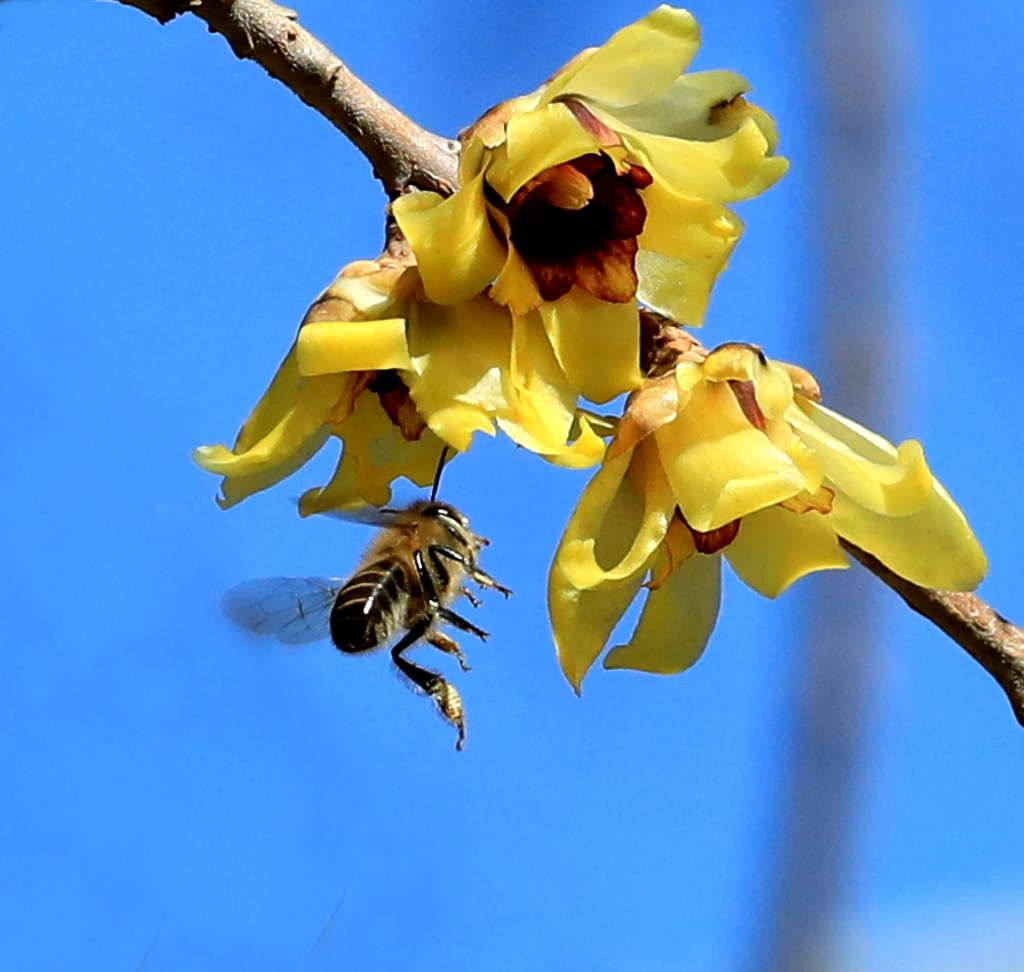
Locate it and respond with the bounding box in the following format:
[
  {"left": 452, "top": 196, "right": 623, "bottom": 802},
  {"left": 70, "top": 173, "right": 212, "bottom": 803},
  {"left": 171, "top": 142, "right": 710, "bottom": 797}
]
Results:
[
  {"left": 193, "top": 371, "right": 350, "bottom": 479},
  {"left": 299, "top": 394, "right": 447, "bottom": 514},
  {"left": 424, "top": 403, "right": 496, "bottom": 453},
  {"left": 542, "top": 7, "right": 701, "bottom": 108},
  {"left": 485, "top": 103, "right": 601, "bottom": 202},
  {"left": 487, "top": 203, "right": 544, "bottom": 316},
  {"left": 549, "top": 560, "right": 646, "bottom": 693},
  {"left": 537, "top": 415, "right": 608, "bottom": 469},
  {"left": 228, "top": 346, "right": 303, "bottom": 454},
  {"left": 724, "top": 504, "right": 848, "bottom": 598},
  {"left": 793, "top": 398, "right": 896, "bottom": 460},
  {"left": 607, "top": 69, "right": 752, "bottom": 138},
  {"left": 556, "top": 440, "right": 673, "bottom": 590},
  {"left": 489, "top": 243, "right": 545, "bottom": 317},
  {"left": 829, "top": 482, "right": 988, "bottom": 591},
  {"left": 637, "top": 188, "right": 742, "bottom": 326},
  {"left": 604, "top": 550, "right": 721, "bottom": 675},
  {"left": 505, "top": 310, "right": 577, "bottom": 443},
  {"left": 654, "top": 379, "right": 806, "bottom": 531},
  {"left": 701, "top": 345, "right": 796, "bottom": 421},
  {"left": 403, "top": 298, "right": 513, "bottom": 449},
  {"left": 549, "top": 444, "right": 664, "bottom": 690},
  {"left": 494, "top": 312, "right": 603, "bottom": 467},
  {"left": 617, "top": 114, "right": 789, "bottom": 203},
  {"left": 788, "top": 401, "right": 935, "bottom": 517},
  {"left": 296, "top": 319, "right": 412, "bottom": 374},
  {"left": 392, "top": 176, "right": 506, "bottom": 304},
  {"left": 539, "top": 290, "right": 643, "bottom": 404},
  {"left": 216, "top": 426, "right": 331, "bottom": 510}
]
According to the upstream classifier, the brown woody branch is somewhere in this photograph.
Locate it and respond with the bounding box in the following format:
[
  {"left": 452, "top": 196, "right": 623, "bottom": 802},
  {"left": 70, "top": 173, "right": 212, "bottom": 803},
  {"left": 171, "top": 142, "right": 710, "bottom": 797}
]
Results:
[
  {"left": 115, "top": 0, "right": 460, "bottom": 197},
  {"left": 840, "top": 540, "right": 1024, "bottom": 727}
]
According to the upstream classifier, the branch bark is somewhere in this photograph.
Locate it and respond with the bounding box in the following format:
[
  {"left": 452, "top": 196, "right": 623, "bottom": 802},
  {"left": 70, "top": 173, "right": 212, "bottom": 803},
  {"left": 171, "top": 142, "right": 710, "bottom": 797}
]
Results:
[
  {"left": 115, "top": 0, "right": 460, "bottom": 197},
  {"left": 841, "top": 539, "right": 1024, "bottom": 726}
]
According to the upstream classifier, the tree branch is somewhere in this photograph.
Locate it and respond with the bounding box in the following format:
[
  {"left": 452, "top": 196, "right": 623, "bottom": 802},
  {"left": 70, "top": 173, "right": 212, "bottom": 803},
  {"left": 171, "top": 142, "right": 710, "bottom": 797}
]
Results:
[
  {"left": 840, "top": 539, "right": 1024, "bottom": 726},
  {"left": 115, "top": 0, "right": 460, "bottom": 197}
]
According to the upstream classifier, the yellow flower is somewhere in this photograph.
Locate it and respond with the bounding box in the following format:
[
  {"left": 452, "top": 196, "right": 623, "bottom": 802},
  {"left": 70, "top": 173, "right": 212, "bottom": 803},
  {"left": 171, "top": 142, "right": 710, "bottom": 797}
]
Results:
[
  {"left": 393, "top": 6, "right": 787, "bottom": 403},
  {"left": 549, "top": 343, "right": 988, "bottom": 691},
  {"left": 194, "top": 254, "right": 606, "bottom": 511}
]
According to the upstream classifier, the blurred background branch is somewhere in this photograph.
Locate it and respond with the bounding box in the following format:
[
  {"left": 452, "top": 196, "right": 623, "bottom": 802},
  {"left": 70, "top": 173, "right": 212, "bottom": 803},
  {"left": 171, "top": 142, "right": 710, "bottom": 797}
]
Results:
[
  {"left": 115, "top": 0, "right": 459, "bottom": 196},
  {"left": 751, "top": 1, "right": 897, "bottom": 968}
]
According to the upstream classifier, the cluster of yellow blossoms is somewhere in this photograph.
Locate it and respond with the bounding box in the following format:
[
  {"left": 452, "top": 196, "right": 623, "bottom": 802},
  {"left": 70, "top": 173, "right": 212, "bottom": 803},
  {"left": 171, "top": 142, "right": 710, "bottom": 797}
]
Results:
[{"left": 195, "top": 6, "right": 986, "bottom": 690}]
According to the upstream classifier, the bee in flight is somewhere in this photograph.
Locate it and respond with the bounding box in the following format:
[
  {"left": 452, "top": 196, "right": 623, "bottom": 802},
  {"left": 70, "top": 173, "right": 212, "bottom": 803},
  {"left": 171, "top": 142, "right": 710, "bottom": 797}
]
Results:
[{"left": 221, "top": 500, "right": 511, "bottom": 750}]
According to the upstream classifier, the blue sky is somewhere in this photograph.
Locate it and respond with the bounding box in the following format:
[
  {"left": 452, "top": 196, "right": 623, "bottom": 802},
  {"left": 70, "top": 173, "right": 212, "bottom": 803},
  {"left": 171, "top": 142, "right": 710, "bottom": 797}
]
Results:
[{"left": 2, "top": 1, "right": 1023, "bottom": 969}]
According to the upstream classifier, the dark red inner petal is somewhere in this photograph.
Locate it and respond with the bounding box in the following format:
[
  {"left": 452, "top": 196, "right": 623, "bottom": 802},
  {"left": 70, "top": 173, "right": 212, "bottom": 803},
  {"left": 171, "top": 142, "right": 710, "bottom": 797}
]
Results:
[
  {"left": 497, "top": 153, "right": 649, "bottom": 304},
  {"left": 369, "top": 370, "right": 426, "bottom": 441},
  {"left": 676, "top": 507, "right": 742, "bottom": 554}
]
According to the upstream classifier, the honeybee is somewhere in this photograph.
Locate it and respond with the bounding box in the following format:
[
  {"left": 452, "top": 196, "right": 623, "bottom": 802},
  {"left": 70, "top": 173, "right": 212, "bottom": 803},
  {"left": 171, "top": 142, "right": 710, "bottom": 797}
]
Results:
[{"left": 221, "top": 500, "right": 511, "bottom": 750}]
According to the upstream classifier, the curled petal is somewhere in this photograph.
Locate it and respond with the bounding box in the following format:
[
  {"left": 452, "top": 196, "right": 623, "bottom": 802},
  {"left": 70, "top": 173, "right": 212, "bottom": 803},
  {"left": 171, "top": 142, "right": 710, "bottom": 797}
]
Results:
[
  {"left": 549, "top": 444, "right": 659, "bottom": 690},
  {"left": 539, "top": 289, "right": 642, "bottom": 404},
  {"left": 604, "top": 550, "right": 721, "bottom": 675},
  {"left": 542, "top": 7, "right": 701, "bottom": 108},
  {"left": 297, "top": 319, "right": 411, "bottom": 375},
  {"left": 222, "top": 347, "right": 304, "bottom": 455},
  {"left": 550, "top": 561, "right": 646, "bottom": 694},
  {"left": 655, "top": 379, "right": 806, "bottom": 531},
  {"left": 793, "top": 397, "right": 898, "bottom": 461},
  {"left": 392, "top": 176, "right": 506, "bottom": 304},
  {"left": 724, "top": 504, "right": 848, "bottom": 598},
  {"left": 216, "top": 427, "right": 330, "bottom": 511},
  {"left": 194, "top": 369, "right": 350, "bottom": 480},
  {"left": 788, "top": 401, "right": 935, "bottom": 517},
  {"left": 486, "top": 104, "right": 602, "bottom": 202},
  {"left": 556, "top": 440, "right": 674, "bottom": 590},
  {"left": 829, "top": 482, "right": 987, "bottom": 592},
  {"left": 616, "top": 114, "right": 789, "bottom": 204},
  {"left": 501, "top": 413, "right": 607, "bottom": 469}
]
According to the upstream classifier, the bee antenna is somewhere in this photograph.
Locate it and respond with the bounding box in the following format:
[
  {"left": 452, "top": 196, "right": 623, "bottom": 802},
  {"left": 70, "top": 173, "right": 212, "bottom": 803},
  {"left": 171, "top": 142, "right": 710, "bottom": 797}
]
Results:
[{"left": 430, "top": 446, "right": 450, "bottom": 502}]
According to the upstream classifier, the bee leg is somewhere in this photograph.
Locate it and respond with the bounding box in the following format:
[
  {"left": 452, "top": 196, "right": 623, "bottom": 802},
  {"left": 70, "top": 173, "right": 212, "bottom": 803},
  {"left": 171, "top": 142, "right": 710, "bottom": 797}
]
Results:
[
  {"left": 461, "top": 587, "right": 482, "bottom": 608},
  {"left": 438, "top": 607, "right": 489, "bottom": 642},
  {"left": 473, "top": 570, "right": 513, "bottom": 599},
  {"left": 427, "top": 629, "right": 471, "bottom": 672},
  {"left": 431, "top": 545, "right": 513, "bottom": 598},
  {"left": 391, "top": 629, "right": 466, "bottom": 750},
  {"left": 413, "top": 549, "right": 446, "bottom": 613}
]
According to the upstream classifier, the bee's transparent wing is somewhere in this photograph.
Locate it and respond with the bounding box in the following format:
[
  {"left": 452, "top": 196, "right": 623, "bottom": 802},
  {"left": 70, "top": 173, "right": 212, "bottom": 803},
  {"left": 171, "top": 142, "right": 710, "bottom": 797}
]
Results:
[
  {"left": 294, "top": 499, "right": 399, "bottom": 528},
  {"left": 221, "top": 576, "right": 344, "bottom": 645}
]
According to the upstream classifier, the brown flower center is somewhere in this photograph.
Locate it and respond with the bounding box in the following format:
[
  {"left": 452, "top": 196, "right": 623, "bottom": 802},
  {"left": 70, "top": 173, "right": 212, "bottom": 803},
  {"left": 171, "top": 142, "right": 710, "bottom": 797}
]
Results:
[{"left": 492, "top": 153, "right": 651, "bottom": 303}]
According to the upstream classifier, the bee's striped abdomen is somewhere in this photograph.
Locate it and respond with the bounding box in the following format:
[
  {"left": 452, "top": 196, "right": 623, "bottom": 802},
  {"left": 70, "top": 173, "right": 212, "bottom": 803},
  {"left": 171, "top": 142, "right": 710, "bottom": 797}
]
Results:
[{"left": 329, "top": 559, "right": 412, "bottom": 654}]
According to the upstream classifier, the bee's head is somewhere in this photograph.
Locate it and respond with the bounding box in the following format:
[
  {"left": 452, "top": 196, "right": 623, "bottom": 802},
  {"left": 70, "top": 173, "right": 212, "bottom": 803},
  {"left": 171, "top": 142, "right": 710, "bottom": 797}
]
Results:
[
  {"left": 418, "top": 501, "right": 470, "bottom": 529},
  {"left": 410, "top": 500, "right": 479, "bottom": 550}
]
